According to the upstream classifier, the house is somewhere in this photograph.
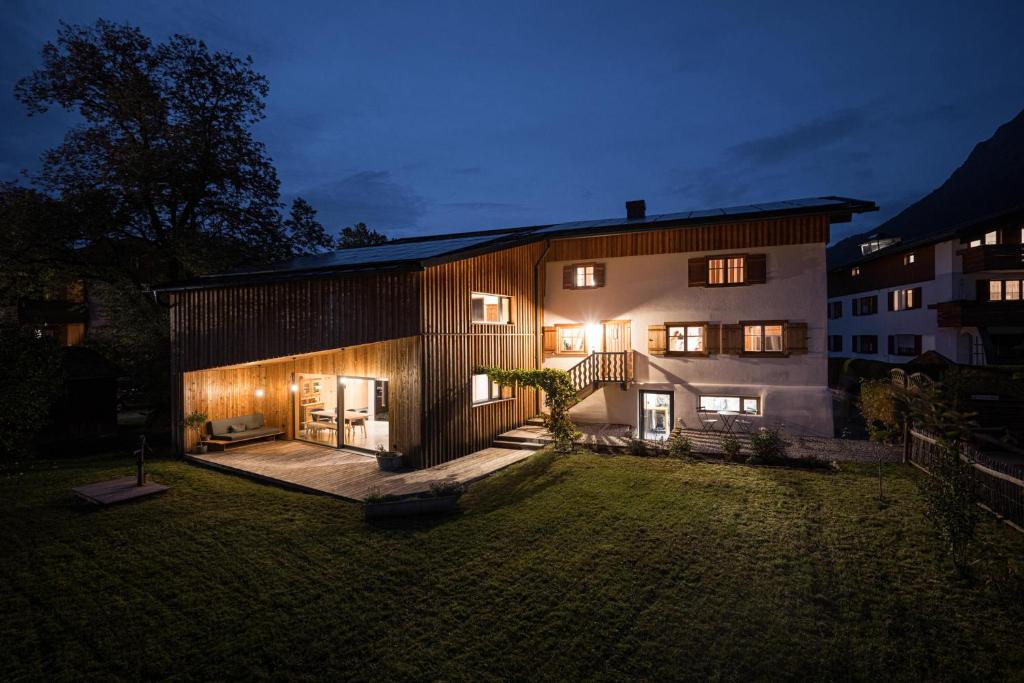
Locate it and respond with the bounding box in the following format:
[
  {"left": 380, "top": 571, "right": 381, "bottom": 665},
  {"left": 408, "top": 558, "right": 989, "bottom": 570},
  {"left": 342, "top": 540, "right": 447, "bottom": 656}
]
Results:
[
  {"left": 827, "top": 208, "right": 1024, "bottom": 365},
  {"left": 827, "top": 110, "right": 1024, "bottom": 366},
  {"left": 159, "top": 196, "right": 875, "bottom": 467}
]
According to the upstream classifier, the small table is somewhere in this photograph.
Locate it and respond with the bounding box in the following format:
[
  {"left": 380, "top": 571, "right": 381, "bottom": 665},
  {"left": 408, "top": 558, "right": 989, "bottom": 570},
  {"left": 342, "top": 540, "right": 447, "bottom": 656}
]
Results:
[{"left": 717, "top": 410, "right": 739, "bottom": 434}]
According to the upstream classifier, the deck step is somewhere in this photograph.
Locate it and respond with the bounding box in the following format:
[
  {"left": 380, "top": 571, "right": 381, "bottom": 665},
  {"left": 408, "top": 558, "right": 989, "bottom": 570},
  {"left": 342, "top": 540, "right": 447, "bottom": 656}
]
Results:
[
  {"left": 525, "top": 417, "right": 546, "bottom": 427},
  {"left": 493, "top": 439, "right": 545, "bottom": 451}
]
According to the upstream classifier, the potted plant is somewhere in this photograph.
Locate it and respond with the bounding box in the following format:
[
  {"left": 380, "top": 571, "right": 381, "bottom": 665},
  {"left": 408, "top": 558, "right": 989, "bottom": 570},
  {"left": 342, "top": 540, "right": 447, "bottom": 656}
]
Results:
[
  {"left": 374, "top": 443, "right": 403, "bottom": 471},
  {"left": 184, "top": 410, "right": 209, "bottom": 454}
]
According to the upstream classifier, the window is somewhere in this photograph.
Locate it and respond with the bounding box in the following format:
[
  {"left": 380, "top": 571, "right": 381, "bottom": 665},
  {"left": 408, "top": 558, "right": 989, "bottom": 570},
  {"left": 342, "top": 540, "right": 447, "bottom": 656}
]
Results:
[
  {"left": 985, "top": 230, "right": 998, "bottom": 245},
  {"left": 852, "top": 335, "right": 878, "bottom": 354},
  {"left": 889, "top": 287, "right": 922, "bottom": 311},
  {"left": 563, "top": 263, "right": 604, "bottom": 289},
  {"left": 699, "top": 395, "right": 761, "bottom": 415},
  {"left": 969, "top": 239, "right": 981, "bottom": 248},
  {"left": 851, "top": 266, "right": 861, "bottom": 276},
  {"left": 708, "top": 256, "right": 745, "bottom": 285},
  {"left": 827, "top": 301, "right": 843, "bottom": 319},
  {"left": 743, "top": 323, "right": 784, "bottom": 353},
  {"left": 889, "top": 334, "right": 921, "bottom": 357},
  {"left": 828, "top": 335, "right": 843, "bottom": 352},
  {"left": 988, "top": 280, "right": 1024, "bottom": 301},
  {"left": 903, "top": 253, "right": 916, "bottom": 265},
  {"left": 667, "top": 324, "right": 706, "bottom": 355},
  {"left": 471, "top": 293, "right": 511, "bottom": 324},
  {"left": 556, "top": 324, "right": 587, "bottom": 354},
  {"left": 471, "top": 373, "right": 510, "bottom": 404},
  {"left": 852, "top": 295, "right": 877, "bottom": 316}
]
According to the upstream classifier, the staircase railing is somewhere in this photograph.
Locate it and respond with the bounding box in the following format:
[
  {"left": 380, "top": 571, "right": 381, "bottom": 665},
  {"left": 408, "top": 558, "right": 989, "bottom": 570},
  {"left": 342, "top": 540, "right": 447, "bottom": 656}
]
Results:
[{"left": 566, "top": 351, "right": 633, "bottom": 396}]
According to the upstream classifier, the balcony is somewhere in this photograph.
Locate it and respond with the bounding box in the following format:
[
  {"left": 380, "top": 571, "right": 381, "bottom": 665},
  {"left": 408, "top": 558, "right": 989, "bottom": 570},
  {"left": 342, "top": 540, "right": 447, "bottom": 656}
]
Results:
[
  {"left": 959, "top": 244, "right": 1024, "bottom": 274},
  {"left": 933, "top": 300, "right": 1024, "bottom": 327}
]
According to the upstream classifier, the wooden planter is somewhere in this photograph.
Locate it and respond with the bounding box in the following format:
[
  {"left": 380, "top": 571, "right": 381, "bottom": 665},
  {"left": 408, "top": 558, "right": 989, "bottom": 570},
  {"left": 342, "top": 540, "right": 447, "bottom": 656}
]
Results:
[{"left": 363, "top": 494, "right": 461, "bottom": 520}]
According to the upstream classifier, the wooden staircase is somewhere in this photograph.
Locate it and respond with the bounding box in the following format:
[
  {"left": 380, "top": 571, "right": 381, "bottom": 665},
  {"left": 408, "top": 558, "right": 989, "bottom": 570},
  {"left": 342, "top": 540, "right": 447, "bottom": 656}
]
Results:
[{"left": 492, "top": 352, "right": 634, "bottom": 451}]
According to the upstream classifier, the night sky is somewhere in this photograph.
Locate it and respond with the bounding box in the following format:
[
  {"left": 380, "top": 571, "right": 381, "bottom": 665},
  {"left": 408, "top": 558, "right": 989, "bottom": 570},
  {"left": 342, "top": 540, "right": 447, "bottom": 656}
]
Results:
[{"left": 2, "top": 1, "right": 1023, "bottom": 242}]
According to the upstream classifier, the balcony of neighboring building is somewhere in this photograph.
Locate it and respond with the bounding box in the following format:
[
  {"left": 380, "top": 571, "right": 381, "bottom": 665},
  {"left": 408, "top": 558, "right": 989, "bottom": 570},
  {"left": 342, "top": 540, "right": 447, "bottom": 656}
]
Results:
[
  {"left": 959, "top": 243, "right": 1024, "bottom": 273},
  {"left": 932, "top": 299, "right": 1024, "bottom": 327}
]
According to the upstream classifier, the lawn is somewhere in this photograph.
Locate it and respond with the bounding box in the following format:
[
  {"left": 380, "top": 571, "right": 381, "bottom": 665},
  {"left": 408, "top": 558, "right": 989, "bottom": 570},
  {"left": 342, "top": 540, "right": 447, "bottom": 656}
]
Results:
[{"left": 2, "top": 450, "right": 1023, "bottom": 681}]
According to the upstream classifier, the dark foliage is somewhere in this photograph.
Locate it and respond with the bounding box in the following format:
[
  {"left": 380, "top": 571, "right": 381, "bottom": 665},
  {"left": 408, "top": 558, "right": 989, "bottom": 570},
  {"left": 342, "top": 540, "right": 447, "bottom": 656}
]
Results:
[
  {"left": 0, "top": 327, "right": 64, "bottom": 467},
  {"left": 336, "top": 222, "right": 389, "bottom": 248}
]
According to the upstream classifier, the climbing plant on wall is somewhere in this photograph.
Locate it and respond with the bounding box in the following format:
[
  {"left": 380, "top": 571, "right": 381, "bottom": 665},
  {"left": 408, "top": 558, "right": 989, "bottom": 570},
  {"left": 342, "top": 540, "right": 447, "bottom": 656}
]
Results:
[{"left": 474, "top": 366, "right": 581, "bottom": 453}]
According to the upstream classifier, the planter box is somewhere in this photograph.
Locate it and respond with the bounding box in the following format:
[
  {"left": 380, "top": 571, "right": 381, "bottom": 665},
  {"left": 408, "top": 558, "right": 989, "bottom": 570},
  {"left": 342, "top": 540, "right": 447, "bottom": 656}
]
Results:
[
  {"left": 363, "top": 494, "right": 461, "bottom": 520},
  {"left": 376, "top": 453, "right": 403, "bottom": 471}
]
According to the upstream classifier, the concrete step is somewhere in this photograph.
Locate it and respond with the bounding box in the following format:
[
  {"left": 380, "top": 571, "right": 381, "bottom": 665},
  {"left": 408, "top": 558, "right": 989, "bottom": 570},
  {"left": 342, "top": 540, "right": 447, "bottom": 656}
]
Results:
[
  {"left": 525, "top": 417, "right": 546, "bottom": 427},
  {"left": 493, "top": 439, "right": 545, "bottom": 451}
]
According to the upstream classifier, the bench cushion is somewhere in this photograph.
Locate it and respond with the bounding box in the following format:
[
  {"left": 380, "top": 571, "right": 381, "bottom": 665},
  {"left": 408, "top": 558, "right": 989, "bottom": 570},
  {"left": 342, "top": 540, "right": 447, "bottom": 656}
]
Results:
[
  {"left": 211, "top": 426, "right": 283, "bottom": 442},
  {"left": 209, "top": 413, "right": 265, "bottom": 437}
]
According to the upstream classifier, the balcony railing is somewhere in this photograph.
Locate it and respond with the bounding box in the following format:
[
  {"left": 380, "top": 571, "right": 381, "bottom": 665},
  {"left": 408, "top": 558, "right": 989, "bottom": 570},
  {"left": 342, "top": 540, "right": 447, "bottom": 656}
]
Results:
[
  {"left": 933, "top": 299, "right": 1024, "bottom": 327},
  {"left": 566, "top": 351, "right": 634, "bottom": 396},
  {"left": 959, "top": 244, "right": 1024, "bottom": 273}
]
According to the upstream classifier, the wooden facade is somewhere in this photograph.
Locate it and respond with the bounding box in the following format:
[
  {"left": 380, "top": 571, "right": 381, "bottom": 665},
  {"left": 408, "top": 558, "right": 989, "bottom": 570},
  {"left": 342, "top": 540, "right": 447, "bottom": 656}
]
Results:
[
  {"left": 828, "top": 243, "right": 936, "bottom": 297},
  {"left": 167, "top": 203, "right": 869, "bottom": 468}
]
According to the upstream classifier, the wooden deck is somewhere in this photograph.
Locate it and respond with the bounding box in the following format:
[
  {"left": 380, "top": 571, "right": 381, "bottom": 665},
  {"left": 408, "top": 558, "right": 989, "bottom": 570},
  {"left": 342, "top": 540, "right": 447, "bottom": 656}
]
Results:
[
  {"left": 187, "top": 440, "right": 534, "bottom": 502},
  {"left": 72, "top": 476, "right": 169, "bottom": 505}
]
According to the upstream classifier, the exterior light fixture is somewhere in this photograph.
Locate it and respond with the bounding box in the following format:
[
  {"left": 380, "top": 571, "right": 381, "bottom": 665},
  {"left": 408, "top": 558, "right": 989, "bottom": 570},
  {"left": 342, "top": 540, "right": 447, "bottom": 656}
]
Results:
[
  {"left": 585, "top": 323, "right": 603, "bottom": 352},
  {"left": 255, "top": 388, "right": 265, "bottom": 398},
  {"left": 290, "top": 383, "right": 299, "bottom": 393}
]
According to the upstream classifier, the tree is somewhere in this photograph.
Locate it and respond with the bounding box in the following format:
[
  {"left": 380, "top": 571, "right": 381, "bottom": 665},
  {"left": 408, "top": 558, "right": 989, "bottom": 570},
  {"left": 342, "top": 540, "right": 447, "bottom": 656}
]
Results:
[
  {"left": 336, "top": 222, "right": 388, "bottom": 249},
  {"left": 0, "top": 327, "right": 64, "bottom": 469},
  {"left": 14, "top": 19, "right": 295, "bottom": 283},
  {"left": 285, "top": 198, "right": 335, "bottom": 255}
]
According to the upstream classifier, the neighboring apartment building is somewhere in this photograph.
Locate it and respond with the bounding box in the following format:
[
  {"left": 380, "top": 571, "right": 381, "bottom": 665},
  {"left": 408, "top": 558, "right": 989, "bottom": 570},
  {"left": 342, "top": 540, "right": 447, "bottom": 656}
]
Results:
[
  {"left": 827, "top": 208, "right": 1024, "bottom": 366},
  {"left": 160, "top": 196, "right": 875, "bottom": 465}
]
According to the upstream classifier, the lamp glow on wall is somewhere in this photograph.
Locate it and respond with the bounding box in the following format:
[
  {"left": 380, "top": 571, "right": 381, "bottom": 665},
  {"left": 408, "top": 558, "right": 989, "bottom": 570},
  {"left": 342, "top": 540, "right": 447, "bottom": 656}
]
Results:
[
  {"left": 290, "top": 383, "right": 299, "bottom": 393},
  {"left": 255, "top": 388, "right": 265, "bottom": 398},
  {"left": 585, "top": 322, "right": 603, "bottom": 352}
]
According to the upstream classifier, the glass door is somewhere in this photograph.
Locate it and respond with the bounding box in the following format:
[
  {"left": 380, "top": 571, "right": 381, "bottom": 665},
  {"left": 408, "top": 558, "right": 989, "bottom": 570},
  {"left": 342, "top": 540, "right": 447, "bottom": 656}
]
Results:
[
  {"left": 295, "top": 373, "right": 340, "bottom": 447},
  {"left": 338, "top": 376, "right": 390, "bottom": 453},
  {"left": 639, "top": 390, "right": 673, "bottom": 441}
]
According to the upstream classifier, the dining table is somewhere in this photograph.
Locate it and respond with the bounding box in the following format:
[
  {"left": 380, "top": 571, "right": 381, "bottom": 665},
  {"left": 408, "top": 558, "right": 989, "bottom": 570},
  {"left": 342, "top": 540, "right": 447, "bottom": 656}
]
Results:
[
  {"left": 716, "top": 410, "right": 739, "bottom": 434},
  {"left": 311, "top": 408, "right": 367, "bottom": 423}
]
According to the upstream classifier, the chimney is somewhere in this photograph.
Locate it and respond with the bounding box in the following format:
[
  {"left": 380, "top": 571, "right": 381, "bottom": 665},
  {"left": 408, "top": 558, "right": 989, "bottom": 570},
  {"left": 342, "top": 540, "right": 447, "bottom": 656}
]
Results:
[{"left": 626, "top": 199, "right": 646, "bottom": 220}]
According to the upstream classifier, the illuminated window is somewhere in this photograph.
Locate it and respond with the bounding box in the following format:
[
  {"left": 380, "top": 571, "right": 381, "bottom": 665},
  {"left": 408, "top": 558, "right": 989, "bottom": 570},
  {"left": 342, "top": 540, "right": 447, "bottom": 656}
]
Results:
[
  {"left": 471, "top": 293, "right": 511, "bottom": 324},
  {"left": 903, "top": 253, "right": 915, "bottom": 265},
  {"left": 667, "top": 324, "right": 706, "bottom": 354},
  {"left": 575, "top": 265, "right": 595, "bottom": 288},
  {"left": 851, "top": 266, "right": 861, "bottom": 276},
  {"left": 471, "top": 373, "right": 510, "bottom": 404},
  {"left": 889, "top": 288, "right": 921, "bottom": 311},
  {"left": 743, "top": 323, "right": 784, "bottom": 353},
  {"left": 1006, "top": 281, "right": 1021, "bottom": 301},
  {"left": 727, "top": 257, "right": 744, "bottom": 283},
  {"left": 708, "top": 258, "right": 725, "bottom": 285},
  {"left": 699, "top": 395, "right": 761, "bottom": 415},
  {"left": 990, "top": 281, "right": 1003, "bottom": 301},
  {"left": 969, "top": 239, "right": 981, "bottom": 248},
  {"left": 556, "top": 325, "right": 586, "bottom": 354},
  {"left": 985, "top": 230, "right": 998, "bottom": 245}
]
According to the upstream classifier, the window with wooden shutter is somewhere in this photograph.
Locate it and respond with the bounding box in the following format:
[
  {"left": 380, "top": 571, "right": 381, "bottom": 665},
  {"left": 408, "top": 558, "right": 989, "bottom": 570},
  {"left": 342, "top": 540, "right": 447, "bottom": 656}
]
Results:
[
  {"left": 563, "top": 263, "right": 605, "bottom": 289},
  {"left": 542, "top": 326, "right": 556, "bottom": 354},
  {"left": 746, "top": 254, "right": 767, "bottom": 284},
  {"left": 706, "top": 323, "right": 721, "bottom": 354},
  {"left": 687, "top": 257, "right": 707, "bottom": 287},
  {"left": 785, "top": 322, "right": 808, "bottom": 354},
  {"left": 721, "top": 324, "right": 743, "bottom": 354},
  {"left": 592, "top": 263, "right": 606, "bottom": 287},
  {"left": 977, "top": 279, "right": 990, "bottom": 301},
  {"left": 562, "top": 265, "right": 575, "bottom": 289},
  {"left": 647, "top": 324, "right": 667, "bottom": 356}
]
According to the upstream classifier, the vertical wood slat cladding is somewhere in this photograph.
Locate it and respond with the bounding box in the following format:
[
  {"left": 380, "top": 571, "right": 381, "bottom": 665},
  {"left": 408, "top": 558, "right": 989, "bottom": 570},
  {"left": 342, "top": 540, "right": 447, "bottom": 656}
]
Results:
[
  {"left": 181, "top": 337, "right": 423, "bottom": 466},
  {"left": 547, "top": 215, "right": 830, "bottom": 261},
  {"left": 172, "top": 272, "right": 420, "bottom": 372},
  {"left": 420, "top": 243, "right": 545, "bottom": 466}
]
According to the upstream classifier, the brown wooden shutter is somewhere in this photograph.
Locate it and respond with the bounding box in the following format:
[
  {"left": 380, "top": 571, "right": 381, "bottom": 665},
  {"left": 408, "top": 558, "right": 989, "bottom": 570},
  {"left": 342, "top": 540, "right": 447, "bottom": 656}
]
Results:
[
  {"left": 912, "top": 286, "right": 923, "bottom": 309},
  {"left": 785, "top": 322, "right": 808, "bottom": 354},
  {"left": 887, "top": 335, "right": 895, "bottom": 355},
  {"left": 976, "top": 279, "right": 990, "bottom": 301},
  {"left": 593, "top": 263, "right": 606, "bottom": 288},
  {"left": 688, "top": 257, "right": 707, "bottom": 287},
  {"left": 647, "top": 324, "right": 667, "bottom": 356},
  {"left": 722, "top": 324, "right": 743, "bottom": 354},
  {"left": 706, "top": 323, "right": 721, "bottom": 354},
  {"left": 562, "top": 265, "right": 575, "bottom": 289},
  {"left": 542, "top": 326, "right": 556, "bottom": 353},
  {"left": 887, "top": 291, "right": 896, "bottom": 311},
  {"left": 913, "top": 335, "right": 922, "bottom": 356},
  {"left": 746, "top": 254, "right": 767, "bottom": 284}
]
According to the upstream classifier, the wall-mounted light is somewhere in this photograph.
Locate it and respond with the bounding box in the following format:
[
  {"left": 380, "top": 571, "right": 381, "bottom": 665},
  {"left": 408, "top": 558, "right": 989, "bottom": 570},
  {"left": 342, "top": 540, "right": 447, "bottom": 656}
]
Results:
[
  {"left": 255, "top": 388, "right": 265, "bottom": 398},
  {"left": 290, "top": 383, "right": 299, "bottom": 393}
]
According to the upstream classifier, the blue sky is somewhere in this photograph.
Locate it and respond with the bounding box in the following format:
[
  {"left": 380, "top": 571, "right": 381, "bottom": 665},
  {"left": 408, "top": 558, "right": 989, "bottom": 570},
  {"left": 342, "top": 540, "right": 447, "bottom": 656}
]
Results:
[{"left": 2, "top": 0, "right": 1023, "bottom": 242}]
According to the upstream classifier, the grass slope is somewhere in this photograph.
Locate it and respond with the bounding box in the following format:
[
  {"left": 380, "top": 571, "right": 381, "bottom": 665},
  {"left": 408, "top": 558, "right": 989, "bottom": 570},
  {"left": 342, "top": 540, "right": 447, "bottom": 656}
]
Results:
[{"left": 2, "top": 450, "right": 1023, "bottom": 681}]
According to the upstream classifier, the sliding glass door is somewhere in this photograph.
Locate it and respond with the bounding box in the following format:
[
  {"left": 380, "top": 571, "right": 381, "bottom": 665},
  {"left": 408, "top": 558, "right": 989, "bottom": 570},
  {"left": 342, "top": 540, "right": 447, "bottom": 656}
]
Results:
[{"left": 295, "top": 373, "right": 340, "bottom": 447}]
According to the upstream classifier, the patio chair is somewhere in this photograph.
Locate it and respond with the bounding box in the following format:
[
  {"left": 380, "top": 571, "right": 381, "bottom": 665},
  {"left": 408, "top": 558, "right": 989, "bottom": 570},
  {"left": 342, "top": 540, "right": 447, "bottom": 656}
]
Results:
[
  {"left": 735, "top": 418, "right": 753, "bottom": 434},
  {"left": 697, "top": 410, "right": 718, "bottom": 432}
]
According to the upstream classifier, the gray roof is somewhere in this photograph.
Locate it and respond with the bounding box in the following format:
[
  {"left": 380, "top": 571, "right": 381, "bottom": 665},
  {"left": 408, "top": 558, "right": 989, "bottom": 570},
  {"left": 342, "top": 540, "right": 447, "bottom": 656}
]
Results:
[{"left": 158, "top": 195, "right": 874, "bottom": 291}]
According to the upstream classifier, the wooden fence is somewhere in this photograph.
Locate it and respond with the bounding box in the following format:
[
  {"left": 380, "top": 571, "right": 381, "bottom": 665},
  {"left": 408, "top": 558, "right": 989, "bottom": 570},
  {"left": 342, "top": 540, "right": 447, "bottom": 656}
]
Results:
[{"left": 907, "top": 430, "right": 1024, "bottom": 531}]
